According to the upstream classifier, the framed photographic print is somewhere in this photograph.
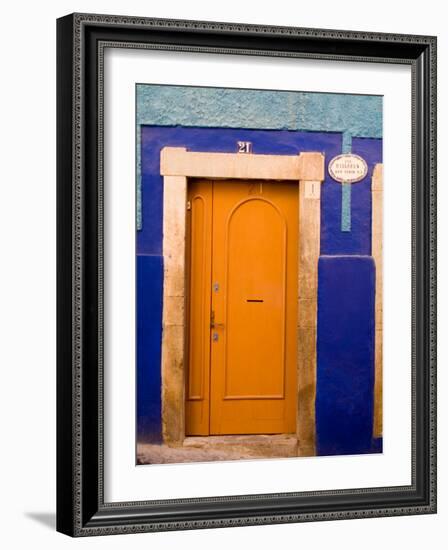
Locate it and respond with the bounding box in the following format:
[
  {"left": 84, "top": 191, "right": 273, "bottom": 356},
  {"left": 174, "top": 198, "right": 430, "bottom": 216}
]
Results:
[{"left": 56, "top": 13, "right": 437, "bottom": 536}]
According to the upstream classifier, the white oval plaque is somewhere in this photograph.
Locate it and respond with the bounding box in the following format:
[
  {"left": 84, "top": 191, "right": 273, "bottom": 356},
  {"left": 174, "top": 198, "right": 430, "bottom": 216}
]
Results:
[{"left": 328, "top": 154, "right": 368, "bottom": 184}]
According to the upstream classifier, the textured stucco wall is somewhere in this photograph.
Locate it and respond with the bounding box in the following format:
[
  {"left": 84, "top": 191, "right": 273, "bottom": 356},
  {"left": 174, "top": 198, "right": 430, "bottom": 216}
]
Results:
[
  {"left": 136, "top": 84, "right": 383, "bottom": 454},
  {"left": 136, "top": 84, "right": 382, "bottom": 229},
  {"left": 137, "top": 86, "right": 382, "bottom": 133}
]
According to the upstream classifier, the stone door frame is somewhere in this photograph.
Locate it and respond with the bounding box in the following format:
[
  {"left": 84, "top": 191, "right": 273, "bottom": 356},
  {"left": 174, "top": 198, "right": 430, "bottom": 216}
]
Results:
[{"left": 160, "top": 147, "right": 325, "bottom": 455}]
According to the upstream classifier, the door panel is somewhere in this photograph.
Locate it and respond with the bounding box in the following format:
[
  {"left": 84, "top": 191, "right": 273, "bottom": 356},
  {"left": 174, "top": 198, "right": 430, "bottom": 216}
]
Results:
[
  {"left": 210, "top": 180, "right": 298, "bottom": 435},
  {"left": 186, "top": 178, "right": 298, "bottom": 436},
  {"left": 185, "top": 180, "right": 213, "bottom": 435},
  {"left": 223, "top": 197, "right": 287, "bottom": 399}
]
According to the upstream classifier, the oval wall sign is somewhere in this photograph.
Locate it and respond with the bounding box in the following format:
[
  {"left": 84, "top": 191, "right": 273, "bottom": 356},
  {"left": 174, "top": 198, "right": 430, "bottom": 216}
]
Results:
[{"left": 328, "top": 154, "right": 368, "bottom": 184}]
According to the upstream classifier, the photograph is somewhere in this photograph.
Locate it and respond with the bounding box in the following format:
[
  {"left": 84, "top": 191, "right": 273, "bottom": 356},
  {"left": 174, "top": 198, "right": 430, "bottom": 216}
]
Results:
[
  {"left": 135, "top": 84, "right": 384, "bottom": 465},
  {"left": 53, "top": 8, "right": 437, "bottom": 537}
]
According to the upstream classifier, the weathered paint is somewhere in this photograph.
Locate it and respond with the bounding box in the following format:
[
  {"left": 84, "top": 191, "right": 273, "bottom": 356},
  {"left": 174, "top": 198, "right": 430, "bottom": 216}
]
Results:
[
  {"left": 322, "top": 136, "right": 383, "bottom": 255},
  {"left": 138, "top": 126, "right": 341, "bottom": 254},
  {"left": 137, "top": 125, "right": 382, "bottom": 452},
  {"left": 137, "top": 86, "right": 382, "bottom": 134},
  {"left": 341, "top": 184, "right": 352, "bottom": 232},
  {"left": 372, "top": 164, "right": 384, "bottom": 439},
  {"left": 139, "top": 124, "right": 382, "bottom": 258},
  {"left": 340, "top": 132, "right": 352, "bottom": 232},
  {"left": 136, "top": 85, "right": 382, "bottom": 229},
  {"left": 316, "top": 256, "right": 376, "bottom": 455}
]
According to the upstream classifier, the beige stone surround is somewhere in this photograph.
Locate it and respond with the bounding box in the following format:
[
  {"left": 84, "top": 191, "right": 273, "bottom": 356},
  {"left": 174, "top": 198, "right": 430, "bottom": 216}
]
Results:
[
  {"left": 372, "top": 164, "right": 383, "bottom": 438},
  {"left": 160, "top": 147, "right": 325, "bottom": 454}
]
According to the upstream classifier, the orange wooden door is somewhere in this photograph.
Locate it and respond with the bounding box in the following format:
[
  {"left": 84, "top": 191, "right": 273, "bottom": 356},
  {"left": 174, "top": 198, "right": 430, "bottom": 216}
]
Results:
[
  {"left": 186, "top": 179, "right": 298, "bottom": 436},
  {"left": 185, "top": 180, "right": 213, "bottom": 435}
]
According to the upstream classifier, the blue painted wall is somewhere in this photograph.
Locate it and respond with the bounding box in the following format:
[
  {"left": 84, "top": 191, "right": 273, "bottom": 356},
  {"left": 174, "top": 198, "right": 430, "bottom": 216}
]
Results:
[
  {"left": 321, "top": 137, "right": 382, "bottom": 255},
  {"left": 137, "top": 255, "right": 163, "bottom": 443},
  {"left": 136, "top": 86, "right": 383, "bottom": 455},
  {"left": 316, "top": 256, "right": 376, "bottom": 455},
  {"left": 139, "top": 126, "right": 341, "bottom": 254},
  {"left": 139, "top": 128, "right": 382, "bottom": 257}
]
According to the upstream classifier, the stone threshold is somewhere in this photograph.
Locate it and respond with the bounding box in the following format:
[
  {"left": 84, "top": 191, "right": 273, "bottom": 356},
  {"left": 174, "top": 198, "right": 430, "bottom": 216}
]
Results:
[{"left": 137, "top": 434, "right": 304, "bottom": 465}]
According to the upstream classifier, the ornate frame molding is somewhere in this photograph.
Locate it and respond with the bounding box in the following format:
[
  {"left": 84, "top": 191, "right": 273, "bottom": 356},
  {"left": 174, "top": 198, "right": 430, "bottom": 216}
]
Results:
[{"left": 56, "top": 13, "right": 436, "bottom": 536}]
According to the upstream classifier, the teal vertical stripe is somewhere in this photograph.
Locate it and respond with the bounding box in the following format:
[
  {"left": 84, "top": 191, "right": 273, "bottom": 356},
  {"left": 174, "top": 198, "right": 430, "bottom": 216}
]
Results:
[
  {"left": 342, "top": 132, "right": 352, "bottom": 154},
  {"left": 137, "top": 125, "right": 142, "bottom": 231},
  {"left": 341, "top": 183, "right": 352, "bottom": 232},
  {"left": 341, "top": 132, "right": 352, "bottom": 232}
]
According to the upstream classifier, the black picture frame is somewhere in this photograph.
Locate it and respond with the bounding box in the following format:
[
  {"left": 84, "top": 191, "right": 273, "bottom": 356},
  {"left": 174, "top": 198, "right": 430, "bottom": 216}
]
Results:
[{"left": 56, "top": 13, "right": 437, "bottom": 536}]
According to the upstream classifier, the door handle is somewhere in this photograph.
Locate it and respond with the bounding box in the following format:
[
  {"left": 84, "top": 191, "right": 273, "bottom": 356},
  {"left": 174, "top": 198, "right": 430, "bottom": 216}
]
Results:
[{"left": 210, "top": 310, "right": 225, "bottom": 329}]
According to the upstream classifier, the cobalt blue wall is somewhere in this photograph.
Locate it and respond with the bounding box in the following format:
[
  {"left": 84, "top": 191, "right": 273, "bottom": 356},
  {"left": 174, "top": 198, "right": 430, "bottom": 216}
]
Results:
[
  {"left": 316, "top": 136, "right": 383, "bottom": 454},
  {"left": 139, "top": 127, "right": 340, "bottom": 254},
  {"left": 137, "top": 125, "right": 382, "bottom": 455},
  {"left": 316, "top": 256, "right": 376, "bottom": 455},
  {"left": 137, "top": 255, "right": 163, "bottom": 443},
  {"left": 321, "top": 137, "right": 383, "bottom": 255}
]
